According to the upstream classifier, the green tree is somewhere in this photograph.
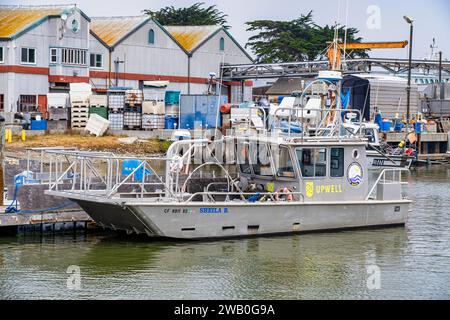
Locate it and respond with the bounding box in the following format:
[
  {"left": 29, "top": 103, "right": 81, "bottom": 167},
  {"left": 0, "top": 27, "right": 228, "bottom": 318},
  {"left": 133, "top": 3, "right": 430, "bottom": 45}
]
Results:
[
  {"left": 246, "top": 11, "right": 368, "bottom": 63},
  {"left": 144, "top": 2, "right": 228, "bottom": 27}
]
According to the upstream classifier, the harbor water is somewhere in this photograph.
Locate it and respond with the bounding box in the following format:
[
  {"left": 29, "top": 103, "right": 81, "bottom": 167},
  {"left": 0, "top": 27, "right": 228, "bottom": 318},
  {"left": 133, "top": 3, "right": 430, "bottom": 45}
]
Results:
[{"left": 0, "top": 165, "right": 449, "bottom": 300}]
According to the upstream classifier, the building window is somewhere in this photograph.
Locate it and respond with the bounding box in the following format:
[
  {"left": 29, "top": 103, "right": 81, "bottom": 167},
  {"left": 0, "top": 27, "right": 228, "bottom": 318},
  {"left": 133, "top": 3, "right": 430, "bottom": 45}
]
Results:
[
  {"left": 148, "top": 29, "right": 155, "bottom": 44},
  {"left": 0, "top": 47, "right": 4, "bottom": 63},
  {"left": 297, "top": 148, "right": 327, "bottom": 178},
  {"left": 330, "top": 148, "right": 344, "bottom": 178},
  {"left": 61, "top": 48, "right": 87, "bottom": 66},
  {"left": 220, "top": 37, "right": 225, "bottom": 51},
  {"left": 50, "top": 48, "right": 58, "bottom": 63},
  {"left": 21, "top": 47, "right": 36, "bottom": 64},
  {"left": 90, "top": 53, "right": 103, "bottom": 68},
  {"left": 0, "top": 94, "right": 4, "bottom": 111},
  {"left": 18, "top": 95, "right": 37, "bottom": 112}
]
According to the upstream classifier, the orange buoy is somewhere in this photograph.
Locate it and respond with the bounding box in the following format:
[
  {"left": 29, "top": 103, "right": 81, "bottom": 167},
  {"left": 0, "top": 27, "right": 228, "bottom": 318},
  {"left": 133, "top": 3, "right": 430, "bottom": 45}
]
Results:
[{"left": 220, "top": 104, "right": 232, "bottom": 114}]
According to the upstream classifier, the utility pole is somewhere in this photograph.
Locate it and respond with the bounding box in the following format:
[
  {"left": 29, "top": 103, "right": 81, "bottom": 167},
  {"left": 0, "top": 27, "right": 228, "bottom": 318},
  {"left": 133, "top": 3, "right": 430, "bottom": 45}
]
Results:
[
  {"left": 439, "top": 51, "right": 443, "bottom": 120},
  {"left": 114, "top": 57, "right": 124, "bottom": 87},
  {"left": 439, "top": 51, "right": 442, "bottom": 83},
  {"left": 404, "top": 16, "right": 414, "bottom": 124},
  {"left": 0, "top": 116, "right": 5, "bottom": 207}
]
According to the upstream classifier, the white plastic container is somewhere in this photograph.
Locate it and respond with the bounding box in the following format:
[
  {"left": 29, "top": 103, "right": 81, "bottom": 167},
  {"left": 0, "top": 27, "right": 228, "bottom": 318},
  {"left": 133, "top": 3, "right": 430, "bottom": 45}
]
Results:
[{"left": 86, "top": 114, "right": 110, "bottom": 137}]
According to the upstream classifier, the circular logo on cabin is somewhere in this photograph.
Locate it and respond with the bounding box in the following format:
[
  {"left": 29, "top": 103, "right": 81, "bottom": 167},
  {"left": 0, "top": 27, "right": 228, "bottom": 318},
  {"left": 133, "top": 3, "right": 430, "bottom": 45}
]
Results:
[{"left": 347, "top": 162, "right": 363, "bottom": 187}]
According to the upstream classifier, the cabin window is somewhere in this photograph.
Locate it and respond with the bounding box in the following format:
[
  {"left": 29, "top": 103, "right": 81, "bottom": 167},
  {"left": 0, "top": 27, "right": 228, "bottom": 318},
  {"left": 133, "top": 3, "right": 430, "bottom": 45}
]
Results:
[
  {"left": 148, "top": 29, "right": 155, "bottom": 44},
  {"left": 251, "top": 143, "right": 273, "bottom": 177},
  {"left": 238, "top": 143, "right": 252, "bottom": 175},
  {"left": 297, "top": 148, "right": 327, "bottom": 178},
  {"left": 21, "top": 47, "right": 36, "bottom": 64},
  {"left": 0, "top": 47, "right": 4, "bottom": 63},
  {"left": 363, "top": 129, "right": 376, "bottom": 143},
  {"left": 274, "top": 146, "right": 295, "bottom": 178},
  {"left": 330, "top": 148, "right": 344, "bottom": 178},
  {"left": 219, "top": 37, "right": 225, "bottom": 51}
]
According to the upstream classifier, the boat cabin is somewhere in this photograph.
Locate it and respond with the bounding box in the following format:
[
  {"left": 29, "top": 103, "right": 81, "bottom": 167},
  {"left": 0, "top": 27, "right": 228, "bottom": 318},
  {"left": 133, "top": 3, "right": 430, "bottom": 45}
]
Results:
[{"left": 235, "top": 137, "right": 369, "bottom": 202}]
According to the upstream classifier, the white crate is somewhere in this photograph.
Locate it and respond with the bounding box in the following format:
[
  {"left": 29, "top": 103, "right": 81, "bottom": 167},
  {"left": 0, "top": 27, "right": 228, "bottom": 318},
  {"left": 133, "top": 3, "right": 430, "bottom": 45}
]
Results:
[
  {"left": 123, "top": 112, "right": 142, "bottom": 128},
  {"left": 47, "top": 93, "right": 69, "bottom": 109},
  {"left": 125, "top": 90, "right": 144, "bottom": 105},
  {"left": 142, "top": 114, "right": 165, "bottom": 130},
  {"left": 108, "top": 113, "right": 124, "bottom": 131},
  {"left": 90, "top": 95, "right": 108, "bottom": 107},
  {"left": 86, "top": 114, "right": 110, "bottom": 137},
  {"left": 142, "top": 101, "right": 165, "bottom": 115},
  {"left": 108, "top": 95, "right": 125, "bottom": 109}
]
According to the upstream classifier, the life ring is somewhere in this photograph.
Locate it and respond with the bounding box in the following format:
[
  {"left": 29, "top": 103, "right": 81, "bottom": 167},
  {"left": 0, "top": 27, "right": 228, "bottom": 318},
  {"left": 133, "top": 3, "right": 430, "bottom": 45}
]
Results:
[{"left": 275, "top": 187, "right": 294, "bottom": 202}]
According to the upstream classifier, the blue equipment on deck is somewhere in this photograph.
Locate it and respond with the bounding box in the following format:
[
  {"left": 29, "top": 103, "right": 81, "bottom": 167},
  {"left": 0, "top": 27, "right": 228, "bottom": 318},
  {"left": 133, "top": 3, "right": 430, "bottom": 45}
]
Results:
[{"left": 122, "top": 160, "right": 152, "bottom": 182}]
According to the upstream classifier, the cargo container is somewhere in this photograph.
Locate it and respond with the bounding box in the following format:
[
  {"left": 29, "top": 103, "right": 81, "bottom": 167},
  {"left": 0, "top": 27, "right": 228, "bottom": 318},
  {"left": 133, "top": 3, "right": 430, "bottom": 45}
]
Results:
[{"left": 180, "top": 95, "right": 228, "bottom": 130}]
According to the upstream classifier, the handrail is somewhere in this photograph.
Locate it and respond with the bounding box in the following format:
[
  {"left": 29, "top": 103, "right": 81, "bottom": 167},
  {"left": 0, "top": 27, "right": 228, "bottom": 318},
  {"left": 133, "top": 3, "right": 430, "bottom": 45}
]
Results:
[
  {"left": 184, "top": 191, "right": 305, "bottom": 204},
  {"left": 365, "top": 168, "right": 410, "bottom": 201}
]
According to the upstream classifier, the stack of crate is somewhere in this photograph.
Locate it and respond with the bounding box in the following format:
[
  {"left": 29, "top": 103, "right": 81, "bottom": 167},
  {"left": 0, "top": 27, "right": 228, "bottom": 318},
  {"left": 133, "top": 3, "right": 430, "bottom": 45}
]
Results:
[
  {"left": 47, "top": 93, "right": 69, "bottom": 131},
  {"left": 107, "top": 89, "right": 126, "bottom": 131},
  {"left": 123, "top": 89, "right": 143, "bottom": 130},
  {"left": 164, "top": 91, "right": 181, "bottom": 129},
  {"left": 142, "top": 88, "right": 165, "bottom": 130},
  {"left": 69, "top": 83, "right": 92, "bottom": 129},
  {"left": 89, "top": 95, "right": 108, "bottom": 119}
]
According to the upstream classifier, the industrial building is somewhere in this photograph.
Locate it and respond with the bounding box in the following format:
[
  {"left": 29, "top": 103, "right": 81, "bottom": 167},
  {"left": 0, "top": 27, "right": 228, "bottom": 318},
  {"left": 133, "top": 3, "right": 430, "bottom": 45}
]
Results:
[
  {"left": 0, "top": 5, "right": 91, "bottom": 116},
  {"left": 0, "top": 4, "right": 253, "bottom": 118}
]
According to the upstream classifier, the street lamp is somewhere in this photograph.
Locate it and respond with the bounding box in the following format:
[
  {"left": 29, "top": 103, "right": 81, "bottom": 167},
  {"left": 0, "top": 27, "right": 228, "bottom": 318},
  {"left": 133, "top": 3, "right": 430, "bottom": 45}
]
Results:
[{"left": 403, "top": 15, "right": 414, "bottom": 123}]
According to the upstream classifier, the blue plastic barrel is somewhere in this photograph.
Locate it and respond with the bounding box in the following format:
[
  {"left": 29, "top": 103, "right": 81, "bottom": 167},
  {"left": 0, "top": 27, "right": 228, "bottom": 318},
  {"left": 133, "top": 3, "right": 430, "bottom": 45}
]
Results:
[
  {"left": 414, "top": 122, "right": 422, "bottom": 134},
  {"left": 374, "top": 113, "right": 383, "bottom": 128},
  {"left": 165, "top": 116, "right": 179, "bottom": 129},
  {"left": 380, "top": 120, "right": 392, "bottom": 132},
  {"left": 394, "top": 119, "right": 403, "bottom": 132}
]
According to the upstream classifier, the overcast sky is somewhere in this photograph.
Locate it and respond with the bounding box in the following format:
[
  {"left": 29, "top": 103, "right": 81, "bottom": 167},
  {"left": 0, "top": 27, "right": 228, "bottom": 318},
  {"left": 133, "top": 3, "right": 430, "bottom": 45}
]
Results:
[{"left": 3, "top": 0, "right": 449, "bottom": 60}]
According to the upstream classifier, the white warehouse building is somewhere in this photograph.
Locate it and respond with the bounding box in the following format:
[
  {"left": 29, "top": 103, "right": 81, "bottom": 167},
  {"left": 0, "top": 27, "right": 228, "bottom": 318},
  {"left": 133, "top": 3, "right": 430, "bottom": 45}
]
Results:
[{"left": 0, "top": 4, "right": 253, "bottom": 117}]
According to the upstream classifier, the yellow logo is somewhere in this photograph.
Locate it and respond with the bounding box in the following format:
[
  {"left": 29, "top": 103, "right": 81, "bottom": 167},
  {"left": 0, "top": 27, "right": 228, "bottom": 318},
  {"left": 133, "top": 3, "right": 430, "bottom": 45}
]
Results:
[{"left": 305, "top": 182, "right": 314, "bottom": 198}]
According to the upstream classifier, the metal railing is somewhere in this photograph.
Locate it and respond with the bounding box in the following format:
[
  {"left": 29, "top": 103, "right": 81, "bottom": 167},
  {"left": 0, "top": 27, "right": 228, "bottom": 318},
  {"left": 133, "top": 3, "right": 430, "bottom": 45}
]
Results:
[
  {"left": 184, "top": 191, "right": 305, "bottom": 204},
  {"left": 365, "top": 168, "right": 410, "bottom": 200}
]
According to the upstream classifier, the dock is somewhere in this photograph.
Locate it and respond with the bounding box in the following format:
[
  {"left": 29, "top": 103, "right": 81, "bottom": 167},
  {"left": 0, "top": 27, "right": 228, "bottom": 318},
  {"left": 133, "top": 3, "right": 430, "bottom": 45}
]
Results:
[
  {"left": 384, "top": 132, "right": 450, "bottom": 162},
  {"left": 0, "top": 208, "right": 94, "bottom": 235}
]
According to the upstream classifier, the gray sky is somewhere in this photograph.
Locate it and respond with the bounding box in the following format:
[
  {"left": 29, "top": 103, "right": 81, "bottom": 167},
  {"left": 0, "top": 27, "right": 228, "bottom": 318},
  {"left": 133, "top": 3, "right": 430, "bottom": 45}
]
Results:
[{"left": 3, "top": 0, "right": 449, "bottom": 60}]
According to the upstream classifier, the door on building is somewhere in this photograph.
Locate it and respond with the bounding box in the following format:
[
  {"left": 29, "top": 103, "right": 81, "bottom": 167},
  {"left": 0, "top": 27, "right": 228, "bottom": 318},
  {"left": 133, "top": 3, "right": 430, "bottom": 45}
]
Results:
[{"left": 38, "top": 95, "right": 48, "bottom": 119}]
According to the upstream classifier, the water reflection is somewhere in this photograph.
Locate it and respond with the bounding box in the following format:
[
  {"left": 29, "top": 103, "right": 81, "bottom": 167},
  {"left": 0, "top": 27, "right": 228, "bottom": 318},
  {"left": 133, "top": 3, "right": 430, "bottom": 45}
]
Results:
[{"left": 0, "top": 165, "right": 449, "bottom": 300}]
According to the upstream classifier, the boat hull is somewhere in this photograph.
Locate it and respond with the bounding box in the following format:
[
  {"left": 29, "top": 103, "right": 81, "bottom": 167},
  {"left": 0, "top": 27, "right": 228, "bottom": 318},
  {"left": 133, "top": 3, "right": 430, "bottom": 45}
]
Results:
[{"left": 74, "top": 199, "right": 411, "bottom": 240}]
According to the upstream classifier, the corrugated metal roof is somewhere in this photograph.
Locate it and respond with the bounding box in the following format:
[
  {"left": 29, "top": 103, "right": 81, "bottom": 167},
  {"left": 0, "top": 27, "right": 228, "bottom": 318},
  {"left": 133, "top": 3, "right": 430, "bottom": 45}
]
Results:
[
  {"left": 165, "top": 25, "right": 221, "bottom": 52},
  {"left": 0, "top": 5, "right": 71, "bottom": 38},
  {"left": 90, "top": 16, "right": 149, "bottom": 47}
]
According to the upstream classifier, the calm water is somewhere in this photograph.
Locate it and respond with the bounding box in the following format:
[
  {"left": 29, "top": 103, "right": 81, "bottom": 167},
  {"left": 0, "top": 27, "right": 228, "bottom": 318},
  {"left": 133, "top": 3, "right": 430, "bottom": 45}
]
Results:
[{"left": 0, "top": 166, "right": 449, "bottom": 300}]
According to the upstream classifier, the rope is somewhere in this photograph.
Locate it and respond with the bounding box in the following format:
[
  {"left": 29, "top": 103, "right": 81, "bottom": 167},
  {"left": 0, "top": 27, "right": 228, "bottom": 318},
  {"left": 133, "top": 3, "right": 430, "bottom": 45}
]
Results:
[{"left": 5, "top": 181, "right": 76, "bottom": 214}]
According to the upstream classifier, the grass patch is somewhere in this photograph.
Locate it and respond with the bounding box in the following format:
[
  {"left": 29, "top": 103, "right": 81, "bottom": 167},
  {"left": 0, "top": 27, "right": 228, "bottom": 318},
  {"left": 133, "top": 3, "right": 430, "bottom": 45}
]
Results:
[{"left": 5, "top": 132, "right": 168, "bottom": 155}]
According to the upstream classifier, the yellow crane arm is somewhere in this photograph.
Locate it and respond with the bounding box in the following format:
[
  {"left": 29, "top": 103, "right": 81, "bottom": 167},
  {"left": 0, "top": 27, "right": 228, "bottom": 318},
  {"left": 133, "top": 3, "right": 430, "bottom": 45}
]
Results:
[
  {"left": 341, "top": 41, "right": 408, "bottom": 50},
  {"left": 327, "top": 41, "right": 409, "bottom": 70}
]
